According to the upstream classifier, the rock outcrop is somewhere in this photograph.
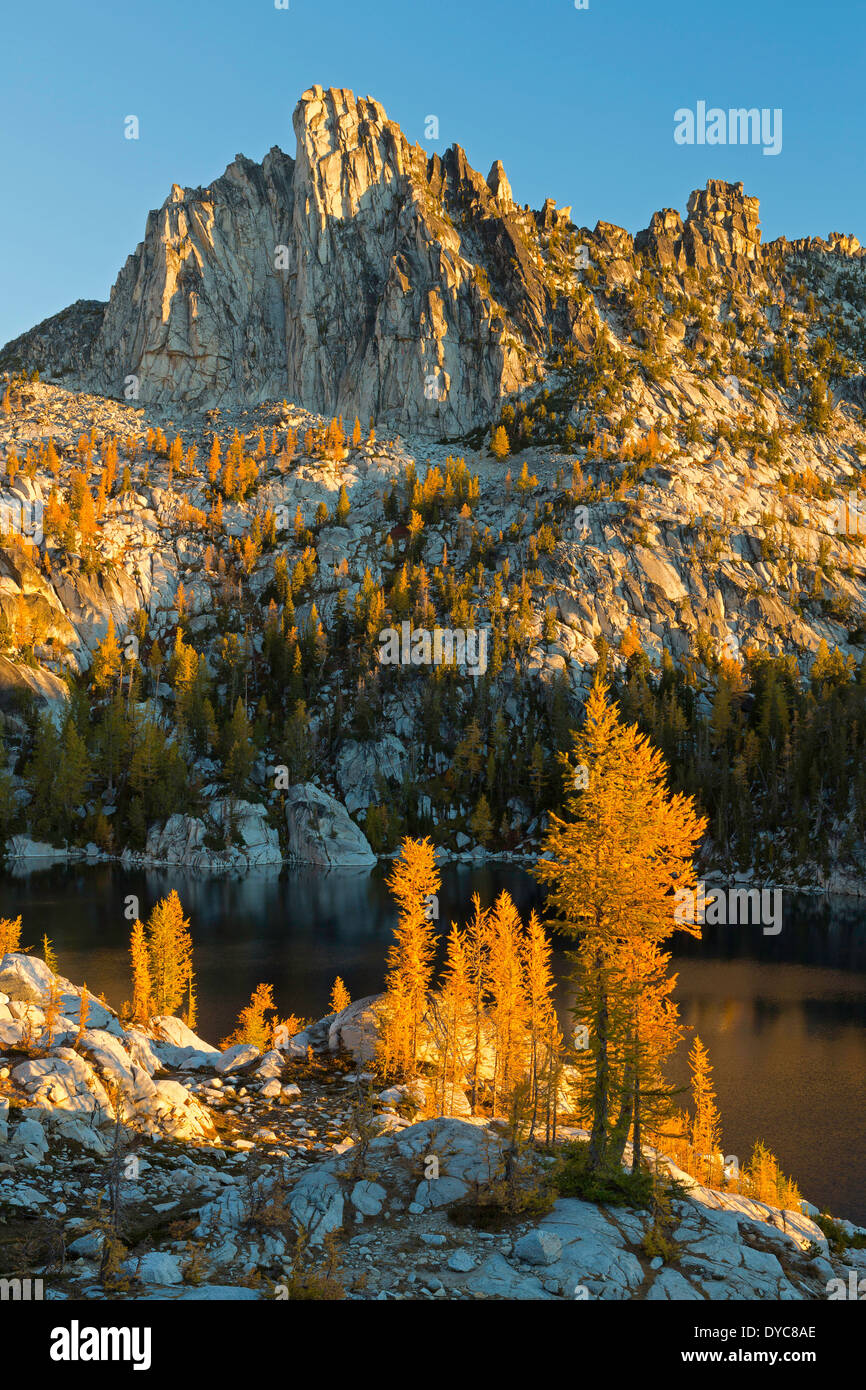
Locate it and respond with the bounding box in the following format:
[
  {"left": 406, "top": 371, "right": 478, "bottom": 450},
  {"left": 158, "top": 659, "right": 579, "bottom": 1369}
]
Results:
[
  {"left": 336, "top": 734, "right": 407, "bottom": 814},
  {"left": 144, "top": 799, "right": 282, "bottom": 871},
  {"left": 0, "top": 952, "right": 215, "bottom": 1147},
  {"left": 0, "top": 300, "right": 105, "bottom": 380},
  {"left": 0, "top": 655, "right": 68, "bottom": 715},
  {"left": 634, "top": 179, "right": 764, "bottom": 286},
  {"left": 2, "top": 964, "right": 863, "bottom": 1301}
]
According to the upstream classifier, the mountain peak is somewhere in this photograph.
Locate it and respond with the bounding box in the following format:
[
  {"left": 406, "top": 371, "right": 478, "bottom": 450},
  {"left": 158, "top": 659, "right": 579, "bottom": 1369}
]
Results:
[{"left": 1, "top": 90, "right": 862, "bottom": 435}]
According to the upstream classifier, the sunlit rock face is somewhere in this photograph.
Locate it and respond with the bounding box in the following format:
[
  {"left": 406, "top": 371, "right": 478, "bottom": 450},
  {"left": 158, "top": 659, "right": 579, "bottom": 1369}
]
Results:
[
  {"left": 4, "top": 86, "right": 585, "bottom": 433},
  {"left": 633, "top": 179, "right": 764, "bottom": 286}
]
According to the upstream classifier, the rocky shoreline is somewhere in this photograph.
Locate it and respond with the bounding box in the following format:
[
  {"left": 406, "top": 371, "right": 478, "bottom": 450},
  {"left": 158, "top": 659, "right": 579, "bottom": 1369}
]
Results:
[
  {"left": 7, "top": 834, "right": 866, "bottom": 902},
  {"left": 1, "top": 950, "right": 864, "bottom": 1301}
]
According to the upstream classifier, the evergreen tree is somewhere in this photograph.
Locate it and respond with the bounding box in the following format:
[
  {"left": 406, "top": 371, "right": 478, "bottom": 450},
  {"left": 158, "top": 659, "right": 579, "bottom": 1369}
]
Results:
[
  {"left": 429, "top": 924, "right": 472, "bottom": 1116},
  {"left": 490, "top": 426, "right": 510, "bottom": 460},
  {"left": 463, "top": 893, "right": 491, "bottom": 1113},
  {"left": 129, "top": 917, "right": 152, "bottom": 1024},
  {"left": 92, "top": 617, "right": 122, "bottom": 694},
  {"left": 487, "top": 891, "right": 529, "bottom": 1113},
  {"left": 469, "top": 792, "right": 494, "bottom": 846},
  {"left": 0, "top": 916, "right": 22, "bottom": 954},
  {"left": 26, "top": 714, "right": 91, "bottom": 842},
  {"left": 223, "top": 697, "right": 255, "bottom": 795},
  {"left": 335, "top": 485, "right": 350, "bottom": 526},
  {"left": 128, "top": 718, "right": 188, "bottom": 821},
  {"left": 329, "top": 976, "right": 351, "bottom": 1014},
  {"left": 222, "top": 983, "right": 277, "bottom": 1050},
  {"left": 521, "top": 908, "right": 561, "bottom": 1137}
]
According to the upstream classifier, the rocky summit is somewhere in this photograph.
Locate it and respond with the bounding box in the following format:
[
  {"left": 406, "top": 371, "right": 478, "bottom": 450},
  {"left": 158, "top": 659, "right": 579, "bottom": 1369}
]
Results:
[
  {"left": 8, "top": 88, "right": 859, "bottom": 437},
  {"left": 2, "top": 85, "right": 576, "bottom": 433}
]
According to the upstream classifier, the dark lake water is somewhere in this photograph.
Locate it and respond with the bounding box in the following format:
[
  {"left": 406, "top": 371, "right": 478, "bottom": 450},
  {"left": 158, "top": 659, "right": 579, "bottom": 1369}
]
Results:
[{"left": 1, "top": 862, "right": 864, "bottom": 1225}]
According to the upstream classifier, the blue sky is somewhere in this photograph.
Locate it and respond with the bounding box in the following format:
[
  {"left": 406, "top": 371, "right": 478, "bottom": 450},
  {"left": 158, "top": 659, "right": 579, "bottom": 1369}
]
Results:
[{"left": 1, "top": 0, "right": 863, "bottom": 345}]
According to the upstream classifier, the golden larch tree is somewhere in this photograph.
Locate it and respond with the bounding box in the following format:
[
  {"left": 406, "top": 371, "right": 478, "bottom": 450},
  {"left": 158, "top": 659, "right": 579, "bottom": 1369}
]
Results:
[
  {"left": 689, "top": 1034, "right": 723, "bottom": 1186},
  {"left": 129, "top": 917, "right": 152, "bottom": 1024},
  {"left": 463, "top": 893, "right": 491, "bottom": 1113},
  {"left": 222, "top": 983, "right": 276, "bottom": 1051},
  {"left": 536, "top": 677, "right": 706, "bottom": 1172},
  {"left": 379, "top": 837, "right": 440, "bottom": 1078},
  {"left": 490, "top": 425, "right": 510, "bottom": 460},
  {"left": 92, "top": 617, "right": 122, "bottom": 694},
  {"left": 0, "top": 916, "right": 23, "bottom": 955},
  {"left": 139, "top": 891, "right": 195, "bottom": 1020},
  {"left": 329, "top": 976, "right": 351, "bottom": 1014},
  {"left": 486, "top": 891, "right": 529, "bottom": 1113},
  {"left": 429, "top": 924, "right": 472, "bottom": 1117},
  {"left": 521, "top": 908, "right": 561, "bottom": 1138}
]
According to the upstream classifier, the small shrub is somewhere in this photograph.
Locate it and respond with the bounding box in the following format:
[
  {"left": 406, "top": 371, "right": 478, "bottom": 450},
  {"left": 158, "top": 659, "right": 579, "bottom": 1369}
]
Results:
[
  {"left": 553, "top": 1141, "right": 656, "bottom": 1207},
  {"left": 640, "top": 1223, "right": 680, "bottom": 1264},
  {"left": 814, "top": 1211, "right": 866, "bottom": 1256},
  {"left": 273, "top": 1231, "right": 344, "bottom": 1300}
]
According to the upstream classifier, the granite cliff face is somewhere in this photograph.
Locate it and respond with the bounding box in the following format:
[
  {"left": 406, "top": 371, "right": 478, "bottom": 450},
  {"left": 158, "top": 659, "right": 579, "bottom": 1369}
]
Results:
[
  {"left": 2, "top": 87, "right": 589, "bottom": 432},
  {"left": 0, "top": 300, "right": 106, "bottom": 382},
  {"left": 89, "top": 146, "right": 297, "bottom": 413}
]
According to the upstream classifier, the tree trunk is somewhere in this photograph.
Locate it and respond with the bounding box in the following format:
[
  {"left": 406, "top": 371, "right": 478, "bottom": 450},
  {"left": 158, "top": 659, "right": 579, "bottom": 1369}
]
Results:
[
  {"left": 609, "top": 1061, "right": 634, "bottom": 1166},
  {"left": 588, "top": 976, "right": 609, "bottom": 1169},
  {"left": 528, "top": 1036, "right": 539, "bottom": 1138}
]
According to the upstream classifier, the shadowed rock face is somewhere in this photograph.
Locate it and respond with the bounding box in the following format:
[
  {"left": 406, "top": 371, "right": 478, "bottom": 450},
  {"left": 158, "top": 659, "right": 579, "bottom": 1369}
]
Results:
[
  {"left": 284, "top": 781, "right": 377, "bottom": 867},
  {"left": 87, "top": 145, "right": 297, "bottom": 415},
  {"left": 0, "top": 300, "right": 105, "bottom": 380}
]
